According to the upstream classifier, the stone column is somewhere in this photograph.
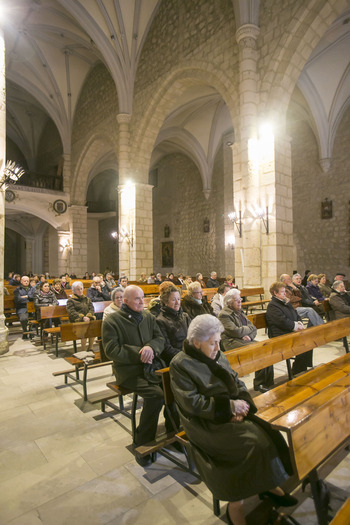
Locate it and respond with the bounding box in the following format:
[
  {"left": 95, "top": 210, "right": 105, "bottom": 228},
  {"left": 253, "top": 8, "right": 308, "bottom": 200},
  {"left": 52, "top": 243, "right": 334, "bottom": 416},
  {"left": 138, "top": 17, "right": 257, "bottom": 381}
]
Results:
[
  {"left": 233, "top": 24, "right": 261, "bottom": 288},
  {"left": 222, "top": 133, "right": 236, "bottom": 276},
  {"left": 118, "top": 182, "right": 153, "bottom": 280},
  {"left": 0, "top": 28, "right": 8, "bottom": 354},
  {"left": 57, "top": 230, "right": 71, "bottom": 276},
  {"left": 62, "top": 154, "right": 71, "bottom": 193},
  {"left": 260, "top": 132, "right": 294, "bottom": 290},
  {"left": 69, "top": 205, "right": 88, "bottom": 276},
  {"left": 25, "top": 237, "right": 34, "bottom": 274}
]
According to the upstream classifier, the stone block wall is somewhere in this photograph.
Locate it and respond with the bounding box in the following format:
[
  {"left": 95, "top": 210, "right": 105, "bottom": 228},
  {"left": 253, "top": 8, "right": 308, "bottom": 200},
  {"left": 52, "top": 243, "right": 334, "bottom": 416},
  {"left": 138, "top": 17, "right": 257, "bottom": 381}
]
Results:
[
  {"left": 152, "top": 152, "right": 225, "bottom": 277},
  {"left": 36, "top": 119, "right": 63, "bottom": 176},
  {"left": 98, "top": 216, "right": 118, "bottom": 274},
  {"left": 290, "top": 105, "right": 350, "bottom": 279}
]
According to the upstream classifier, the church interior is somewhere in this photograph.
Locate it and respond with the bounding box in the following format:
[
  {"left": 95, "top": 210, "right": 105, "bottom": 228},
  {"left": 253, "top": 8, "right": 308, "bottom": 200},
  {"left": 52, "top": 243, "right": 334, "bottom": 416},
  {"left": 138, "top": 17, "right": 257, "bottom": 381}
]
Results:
[{"left": 0, "top": 1, "right": 350, "bottom": 523}]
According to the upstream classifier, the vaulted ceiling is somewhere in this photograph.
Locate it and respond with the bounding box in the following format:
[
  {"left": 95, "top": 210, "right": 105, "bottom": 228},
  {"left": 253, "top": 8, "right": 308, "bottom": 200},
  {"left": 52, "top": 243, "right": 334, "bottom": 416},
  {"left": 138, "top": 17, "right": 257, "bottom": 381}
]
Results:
[{"left": 3, "top": 0, "right": 350, "bottom": 174}]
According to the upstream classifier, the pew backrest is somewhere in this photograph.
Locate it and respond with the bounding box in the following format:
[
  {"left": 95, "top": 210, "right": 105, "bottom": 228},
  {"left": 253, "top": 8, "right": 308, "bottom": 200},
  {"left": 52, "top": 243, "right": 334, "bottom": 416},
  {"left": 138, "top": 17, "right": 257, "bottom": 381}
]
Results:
[{"left": 60, "top": 320, "right": 102, "bottom": 342}]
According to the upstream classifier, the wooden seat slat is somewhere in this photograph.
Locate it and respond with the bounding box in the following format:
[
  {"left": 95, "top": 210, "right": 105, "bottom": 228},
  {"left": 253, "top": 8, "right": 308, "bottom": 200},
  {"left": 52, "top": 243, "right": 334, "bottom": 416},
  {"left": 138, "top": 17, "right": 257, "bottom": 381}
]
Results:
[{"left": 93, "top": 301, "right": 111, "bottom": 314}]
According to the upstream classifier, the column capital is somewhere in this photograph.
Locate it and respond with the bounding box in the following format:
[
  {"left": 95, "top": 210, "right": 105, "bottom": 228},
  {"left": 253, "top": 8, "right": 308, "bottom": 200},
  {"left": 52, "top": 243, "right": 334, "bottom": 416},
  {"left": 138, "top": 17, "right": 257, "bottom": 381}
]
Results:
[
  {"left": 117, "top": 113, "right": 131, "bottom": 124},
  {"left": 236, "top": 24, "right": 260, "bottom": 46}
]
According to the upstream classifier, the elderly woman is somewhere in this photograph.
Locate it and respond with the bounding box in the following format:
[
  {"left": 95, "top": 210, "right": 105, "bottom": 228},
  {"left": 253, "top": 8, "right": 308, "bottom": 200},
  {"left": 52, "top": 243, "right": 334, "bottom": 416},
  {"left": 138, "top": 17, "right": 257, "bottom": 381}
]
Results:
[
  {"left": 102, "top": 287, "right": 124, "bottom": 321},
  {"left": 306, "top": 274, "right": 325, "bottom": 302},
  {"left": 148, "top": 281, "right": 178, "bottom": 317},
  {"left": 104, "top": 272, "right": 116, "bottom": 291},
  {"left": 51, "top": 278, "right": 68, "bottom": 300},
  {"left": 156, "top": 287, "right": 190, "bottom": 366},
  {"left": 66, "top": 281, "right": 96, "bottom": 351},
  {"left": 219, "top": 289, "right": 274, "bottom": 392},
  {"left": 225, "top": 275, "right": 237, "bottom": 288},
  {"left": 181, "top": 281, "right": 213, "bottom": 319},
  {"left": 317, "top": 274, "right": 332, "bottom": 298},
  {"left": 170, "top": 315, "right": 296, "bottom": 525},
  {"left": 195, "top": 272, "right": 206, "bottom": 288}
]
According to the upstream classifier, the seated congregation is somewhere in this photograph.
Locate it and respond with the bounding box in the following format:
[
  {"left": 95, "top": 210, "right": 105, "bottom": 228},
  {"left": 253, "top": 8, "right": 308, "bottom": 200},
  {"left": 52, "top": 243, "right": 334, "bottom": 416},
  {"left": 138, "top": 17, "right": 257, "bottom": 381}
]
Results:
[{"left": 5, "top": 268, "right": 350, "bottom": 524}]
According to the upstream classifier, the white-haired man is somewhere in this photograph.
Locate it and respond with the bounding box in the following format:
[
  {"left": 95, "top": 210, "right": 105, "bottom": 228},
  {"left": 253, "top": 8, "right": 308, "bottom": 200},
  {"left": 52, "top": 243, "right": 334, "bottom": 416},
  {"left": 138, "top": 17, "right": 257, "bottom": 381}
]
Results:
[{"left": 102, "top": 285, "right": 169, "bottom": 467}]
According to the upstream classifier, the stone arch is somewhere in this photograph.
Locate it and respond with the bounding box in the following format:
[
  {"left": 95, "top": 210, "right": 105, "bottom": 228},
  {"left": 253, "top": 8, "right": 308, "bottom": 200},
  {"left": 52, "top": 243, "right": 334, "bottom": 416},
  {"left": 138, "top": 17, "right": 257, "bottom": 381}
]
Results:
[
  {"left": 71, "top": 133, "right": 117, "bottom": 204},
  {"left": 259, "top": 0, "right": 348, "bottom": 126},
  {"left": 131, "top": 64, "right": 237, "bottom": 185}
]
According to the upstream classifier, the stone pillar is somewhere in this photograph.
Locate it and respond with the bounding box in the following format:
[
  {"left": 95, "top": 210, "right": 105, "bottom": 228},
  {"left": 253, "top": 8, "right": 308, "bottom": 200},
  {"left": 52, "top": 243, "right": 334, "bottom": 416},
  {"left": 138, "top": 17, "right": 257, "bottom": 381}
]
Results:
[
  {"left": 233, "top": 24, "right": 261, "bottom": 288},
  {"left": 0, "top": 28, "right": 8, "bottom": 354},
  {"left": 62, "top": 154, "right": 71, "bottom": 193},
  {"left": 260, "top": 132, "right": 294, "bottom": 290},
  {"left": 118, "top": 182, "right": 153, "bottom": 280},
  {"left": 69, "top": 205, "right": 88, "bottom": 276},
  {"left": 57, "top": 230, "right": 71, "bottom": 276},
  {"left": 25, "top": 237, "right": 34, "bottom": 274},
  {"left": 222, "top": 133, "right": 236, "bottom": 276}
]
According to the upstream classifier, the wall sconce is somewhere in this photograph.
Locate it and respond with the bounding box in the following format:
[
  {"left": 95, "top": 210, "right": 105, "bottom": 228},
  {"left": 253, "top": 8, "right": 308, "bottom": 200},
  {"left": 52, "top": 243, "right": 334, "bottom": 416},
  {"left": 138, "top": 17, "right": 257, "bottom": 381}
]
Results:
[
  {"left": 60, "top": 239, "right": 72, "bottom": 253},
  {"left": 256, "top": 206, "right": 269, "bottom": 234},
  {"left": 111, "top": 227, "right": 134, "bottom": 247},
  {"left": 0, "top": 160, "right": 26, "bottom": 188},
  {"left": 228, "top": 210, "right": 242, "bottom": 237}
]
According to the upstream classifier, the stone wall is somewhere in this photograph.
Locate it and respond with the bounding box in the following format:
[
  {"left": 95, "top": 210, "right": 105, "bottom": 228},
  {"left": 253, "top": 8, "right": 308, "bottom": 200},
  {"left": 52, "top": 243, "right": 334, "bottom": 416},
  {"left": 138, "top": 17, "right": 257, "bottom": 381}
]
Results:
[
  {"left": 290, "top": 105, "right": 350, "bottom": 279},
  {"left": 36, "top": 119, "right": 63, "bottom": 176},
  {"left": 152, "top": 152, "right": 225, "bottom": 277},
  {"left": 98, "top": 216, "right": 118, "bottom": 274}
]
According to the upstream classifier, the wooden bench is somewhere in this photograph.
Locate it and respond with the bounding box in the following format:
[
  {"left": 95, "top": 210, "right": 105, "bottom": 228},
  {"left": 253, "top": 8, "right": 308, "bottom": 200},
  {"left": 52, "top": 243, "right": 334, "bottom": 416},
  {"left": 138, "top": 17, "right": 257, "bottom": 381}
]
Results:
[
  {"left": 41, "top": 305, "right": 69, "bottom": 354},
  {"left": 53, "top": 320, "right": 112, "bottom": 400},
  {"left": 92, "top": 300, "right": 112, "bottom": 316},
  {"left": 4, "top": 296, "right": 19, "bottom": 325},
  {"left": 254, "top": 353, "right": 350, "bottom": 525},
  {"left": 240, "top": 286, "right": 270, "bottom": 313}
]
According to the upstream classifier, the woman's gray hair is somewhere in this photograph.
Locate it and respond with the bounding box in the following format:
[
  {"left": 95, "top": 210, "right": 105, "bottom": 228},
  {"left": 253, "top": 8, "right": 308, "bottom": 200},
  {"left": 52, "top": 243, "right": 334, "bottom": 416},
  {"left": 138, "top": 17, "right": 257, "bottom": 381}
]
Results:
[
  {"left": 223, "top": 288, "right": 241, "bottom": 307},
  {"left": 111, "top": 287, "right": 124, "bottom": 301},
  {"left": 187, "top": 314, "right": 224, "bottom": 344},
  {"left": 188, "top": 281, "right": 201, "bottom": 295},
  {"left": 72, "top": 281, "right": 83, "bottom": 293},
  {"left": 333, "top": 280, "right": 343, "bottom": 290}
]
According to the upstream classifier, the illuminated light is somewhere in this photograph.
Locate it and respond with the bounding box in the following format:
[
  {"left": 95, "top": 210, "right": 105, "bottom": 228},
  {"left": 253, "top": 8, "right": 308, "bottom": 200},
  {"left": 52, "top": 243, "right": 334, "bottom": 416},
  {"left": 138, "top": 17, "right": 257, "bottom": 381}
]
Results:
[{"left": 227, "top": 235, "right": 235, "bottom": 250}]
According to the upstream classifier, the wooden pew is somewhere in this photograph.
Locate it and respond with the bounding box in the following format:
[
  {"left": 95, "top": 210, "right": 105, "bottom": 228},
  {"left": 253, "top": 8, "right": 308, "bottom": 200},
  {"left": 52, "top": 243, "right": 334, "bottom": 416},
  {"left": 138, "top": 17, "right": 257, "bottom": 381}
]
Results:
[
  {"left": 240, "top": 286, "right": 270, "bottom": 313},
  {"left": 40, "top": 305, "right": 69, "bottom": 354},
  {"left": 254, "top": 354, "right": 350, "bottom": 525},
  {"left": 53, "top": 320, "right": 111, "bottom": 400},
  {"left": 4, "top": 296, "right": 19, "bottom": 325},
  {"left": 224, "top": 317, "right": 350, "bottom": 378},
  {"left": 92, "top": 300, "right": 112, "bottom": 316}
]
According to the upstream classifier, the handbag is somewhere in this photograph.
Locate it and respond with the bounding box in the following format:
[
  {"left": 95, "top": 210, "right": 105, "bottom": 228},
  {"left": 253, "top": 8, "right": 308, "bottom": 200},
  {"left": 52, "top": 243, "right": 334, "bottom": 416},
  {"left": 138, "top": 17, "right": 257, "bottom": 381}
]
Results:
[{"left": 143, "top": 355, "right": 166, "bottom": 384}]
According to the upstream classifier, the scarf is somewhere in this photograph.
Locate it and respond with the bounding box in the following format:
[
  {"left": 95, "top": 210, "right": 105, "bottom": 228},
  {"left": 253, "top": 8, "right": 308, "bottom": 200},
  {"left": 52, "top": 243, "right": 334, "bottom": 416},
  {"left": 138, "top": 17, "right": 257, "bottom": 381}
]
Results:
[
  {"left": 183, "top": 340, "right": 238, "bottom": 397},
  {"left": 121, "top": 303, "right": 143, "bottom": 324}
]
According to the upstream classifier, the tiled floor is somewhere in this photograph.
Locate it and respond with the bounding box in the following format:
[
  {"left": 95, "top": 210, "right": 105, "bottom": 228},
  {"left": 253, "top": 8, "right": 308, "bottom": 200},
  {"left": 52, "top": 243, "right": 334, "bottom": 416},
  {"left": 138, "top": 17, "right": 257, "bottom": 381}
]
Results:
[{"left": 0, "top": 326, "right": 349, "bottom": 524}]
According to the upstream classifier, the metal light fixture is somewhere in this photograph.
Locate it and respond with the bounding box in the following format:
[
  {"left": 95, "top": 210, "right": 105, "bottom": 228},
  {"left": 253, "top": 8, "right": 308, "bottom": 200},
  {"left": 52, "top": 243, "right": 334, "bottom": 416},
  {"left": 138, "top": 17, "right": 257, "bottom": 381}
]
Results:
[
  {"left": 111, "top": 226, "right": 134, "bottom": 247},
  {"left": 0, "top": 160, "right": 26, "bottom": 188},
  {"left": 228, "top": 210, "right": 242, "bottom": 237},
  {"left": 257, "top": 206, "right": 269, "bottom": 234}
]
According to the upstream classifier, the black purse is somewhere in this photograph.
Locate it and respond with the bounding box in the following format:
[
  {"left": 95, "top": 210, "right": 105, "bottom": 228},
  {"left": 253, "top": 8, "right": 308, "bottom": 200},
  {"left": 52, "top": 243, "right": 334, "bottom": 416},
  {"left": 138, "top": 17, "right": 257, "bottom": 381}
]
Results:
[{"left": 143, "top": 355, "right": 167, "bottom": 384}]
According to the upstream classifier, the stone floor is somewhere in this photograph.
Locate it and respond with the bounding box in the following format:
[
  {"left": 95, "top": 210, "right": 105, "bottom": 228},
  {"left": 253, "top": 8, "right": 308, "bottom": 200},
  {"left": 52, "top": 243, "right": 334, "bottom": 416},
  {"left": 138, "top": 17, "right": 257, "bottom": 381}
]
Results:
[{"left": 0, "top": 324, "right": 349, "bottom": 525}]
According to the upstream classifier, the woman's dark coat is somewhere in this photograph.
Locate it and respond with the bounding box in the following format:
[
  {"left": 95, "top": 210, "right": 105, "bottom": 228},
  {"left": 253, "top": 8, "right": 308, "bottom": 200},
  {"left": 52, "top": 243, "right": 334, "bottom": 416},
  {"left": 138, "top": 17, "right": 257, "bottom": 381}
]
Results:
[
  {"left": 34, "top": 290, "right": 58, "bottom": 319},
  {"left": 66, "top": 294, "right": 96, "bottom": 323},
  {"left": 170, "top": 342, "right": 290, "bottom": 501},
  {"left": 156, "top": 306, "right": 190, "bottom": 365},
  {"left": 181, "top": 294, "right": 213, "bottom": 320},
  {"left": 266, "top": 296, "right": 301, "bottom": 338}
]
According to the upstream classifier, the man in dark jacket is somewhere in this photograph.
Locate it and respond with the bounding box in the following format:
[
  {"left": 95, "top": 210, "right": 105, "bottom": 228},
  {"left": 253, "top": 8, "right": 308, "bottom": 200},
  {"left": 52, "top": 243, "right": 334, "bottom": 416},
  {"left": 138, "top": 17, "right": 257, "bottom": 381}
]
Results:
[
  {"left": 14, "top": 275, "right": 35, "bottom": 339},
  {"left": 280, "top": 274, "right": 324, "bottom": 327},
  {"left": 86, "top": 276, "right": 110, "bottom": 319},
  {"left": 206, "top": 271, "right": 220, "bottom": 288},
  {"left": 102, "top": 285, "right": 167, "bottom": 467},
  {"left": 266, "top": 281, "right": 311, "bottom": 375}
]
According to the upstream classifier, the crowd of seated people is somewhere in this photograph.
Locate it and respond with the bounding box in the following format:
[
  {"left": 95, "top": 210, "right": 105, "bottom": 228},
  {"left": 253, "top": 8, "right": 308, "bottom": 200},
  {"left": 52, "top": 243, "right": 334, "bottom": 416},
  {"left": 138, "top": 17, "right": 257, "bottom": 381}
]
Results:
[{"left": 8, "top": 267, "right": 350, "bottom": 523}]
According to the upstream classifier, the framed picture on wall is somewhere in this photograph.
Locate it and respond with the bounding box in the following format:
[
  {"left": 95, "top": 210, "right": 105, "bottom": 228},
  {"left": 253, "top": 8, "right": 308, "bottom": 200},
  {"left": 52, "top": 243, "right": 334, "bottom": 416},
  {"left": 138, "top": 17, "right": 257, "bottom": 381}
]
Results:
[{"left": 161, "top": 241, "right": 173, "bottom": 268}]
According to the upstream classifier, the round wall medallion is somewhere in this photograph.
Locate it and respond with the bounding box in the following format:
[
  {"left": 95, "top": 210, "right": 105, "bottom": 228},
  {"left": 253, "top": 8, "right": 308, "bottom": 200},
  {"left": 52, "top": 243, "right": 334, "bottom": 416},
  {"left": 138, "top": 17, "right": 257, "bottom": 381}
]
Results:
[
  {"left": 5, "top": 189, "right": 15, "bottom": 203},
  {"left": 53, "top": 199, "right": 67, "bottom": 214}
]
